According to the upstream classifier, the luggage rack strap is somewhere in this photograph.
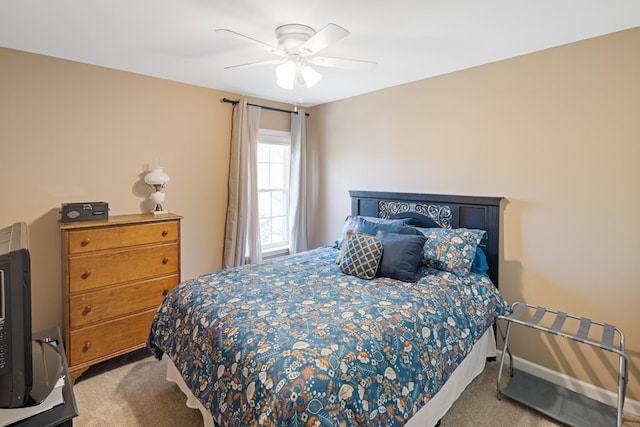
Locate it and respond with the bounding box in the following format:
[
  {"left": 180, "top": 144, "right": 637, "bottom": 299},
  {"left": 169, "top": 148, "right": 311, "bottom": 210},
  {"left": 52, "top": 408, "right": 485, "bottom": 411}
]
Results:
[
  {"left": 498, "top": 302, "right": 626, "bottom": 356},
  {"left": 602, "top": 324, "right": 616, "bottom": 352},
  {"left": 549, "top": 312, "right": 567, "bottom": 333}
]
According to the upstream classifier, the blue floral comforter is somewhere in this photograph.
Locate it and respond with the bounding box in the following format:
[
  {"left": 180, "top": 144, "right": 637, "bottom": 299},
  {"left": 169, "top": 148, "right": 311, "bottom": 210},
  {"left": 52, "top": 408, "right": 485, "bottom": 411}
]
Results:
[{"left": 148, "top": 246, "right": 509, "bottom": 426}]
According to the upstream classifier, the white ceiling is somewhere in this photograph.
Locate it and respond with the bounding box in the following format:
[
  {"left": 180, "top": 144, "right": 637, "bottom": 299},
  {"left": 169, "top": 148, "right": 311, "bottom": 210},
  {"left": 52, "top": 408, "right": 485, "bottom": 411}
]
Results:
[{"left": 1, "top": 0, "right": 639, "bottom": 107}]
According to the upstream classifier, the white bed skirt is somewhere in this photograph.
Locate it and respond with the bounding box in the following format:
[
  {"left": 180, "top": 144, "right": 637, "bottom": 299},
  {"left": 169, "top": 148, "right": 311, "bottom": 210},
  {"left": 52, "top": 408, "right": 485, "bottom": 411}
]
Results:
[{"left": 165, "top": 328, "right": 496, "bottom": 427}]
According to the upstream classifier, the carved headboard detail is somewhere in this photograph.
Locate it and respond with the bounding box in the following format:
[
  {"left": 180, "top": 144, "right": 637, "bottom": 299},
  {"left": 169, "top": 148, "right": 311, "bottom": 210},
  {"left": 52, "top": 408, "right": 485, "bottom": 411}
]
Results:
[
  {"left": 350, "top": 190, "right": 504, "bottom": 288},
  {"left": 378, "top": 201, "right": 452, "bottom": 229}
]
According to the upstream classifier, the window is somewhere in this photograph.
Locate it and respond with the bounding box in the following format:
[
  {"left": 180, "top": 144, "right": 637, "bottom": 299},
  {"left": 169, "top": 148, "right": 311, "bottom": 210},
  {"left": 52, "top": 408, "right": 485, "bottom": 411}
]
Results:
[{"left": 257, "top": 129, "right": 291, "bottom": 252}]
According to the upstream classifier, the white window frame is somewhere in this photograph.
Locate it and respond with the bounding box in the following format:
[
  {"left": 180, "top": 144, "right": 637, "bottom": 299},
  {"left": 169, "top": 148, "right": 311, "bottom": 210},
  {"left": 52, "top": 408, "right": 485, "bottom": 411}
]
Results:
[{"left": 257, "top": 129, "right": 291, "bottom": 257}]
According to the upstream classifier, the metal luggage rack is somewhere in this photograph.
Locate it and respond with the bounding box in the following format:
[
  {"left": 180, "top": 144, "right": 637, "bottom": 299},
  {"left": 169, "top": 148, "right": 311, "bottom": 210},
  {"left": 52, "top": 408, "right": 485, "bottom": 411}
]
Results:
[{"left": 496, "top": 301, "right": 629, "bottom": 427}]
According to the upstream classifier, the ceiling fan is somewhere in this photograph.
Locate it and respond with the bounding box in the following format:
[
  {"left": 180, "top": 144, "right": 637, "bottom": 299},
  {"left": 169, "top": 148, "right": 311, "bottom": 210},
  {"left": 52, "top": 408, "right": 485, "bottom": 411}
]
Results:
[{"left": 215, "top": 23, "right": 377, "bottom": 90}]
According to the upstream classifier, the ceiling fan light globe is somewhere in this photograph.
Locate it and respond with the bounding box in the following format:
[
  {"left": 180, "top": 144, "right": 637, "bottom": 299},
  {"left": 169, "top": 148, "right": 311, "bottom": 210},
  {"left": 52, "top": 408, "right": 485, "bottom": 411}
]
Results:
[
  {"left": 301, "top": 65, "right": 322, "bottom": 88},
  {"left": 274, "top": 49, "right": 322, "bottom": 90},
  {"left": 276, "top": 60, "right": 296, "bottom": 81}
]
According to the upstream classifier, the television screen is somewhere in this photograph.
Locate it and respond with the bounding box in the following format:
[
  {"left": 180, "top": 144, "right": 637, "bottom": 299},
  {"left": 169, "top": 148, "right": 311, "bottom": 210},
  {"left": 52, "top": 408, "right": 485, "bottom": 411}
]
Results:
[{"left": 0, "top": 222, "right": 32, "bottom": 408}]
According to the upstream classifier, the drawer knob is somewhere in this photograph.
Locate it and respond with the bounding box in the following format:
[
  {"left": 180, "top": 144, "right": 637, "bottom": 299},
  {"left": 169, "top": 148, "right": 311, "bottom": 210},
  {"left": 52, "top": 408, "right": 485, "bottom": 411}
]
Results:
[
  {"left": 82, "top": 341, "right": 92, "bottom": 352},
  {"left": 162, "top": 229, "right": 169, "bottom": 237},
  {"left": 81, "top": 270, "right": 92, "bottom": 279},
  {"left": 162, "top": 257, "right": 169, "bottom": 265},
  {"left": 81, "top": 238, "right": 91, "bottom": 247},
  {"left": 82, "top": 305, "right": 92, "bottom": 316},
  {"left": 162, "top": 288, "right": 169, "bottom": 296}
]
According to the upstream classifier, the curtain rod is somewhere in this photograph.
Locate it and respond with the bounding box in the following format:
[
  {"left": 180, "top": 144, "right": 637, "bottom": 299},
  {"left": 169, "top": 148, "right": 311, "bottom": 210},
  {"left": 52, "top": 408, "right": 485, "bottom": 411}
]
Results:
[{"left": 221, "top": 98, "right": 309, "bottom": 116}]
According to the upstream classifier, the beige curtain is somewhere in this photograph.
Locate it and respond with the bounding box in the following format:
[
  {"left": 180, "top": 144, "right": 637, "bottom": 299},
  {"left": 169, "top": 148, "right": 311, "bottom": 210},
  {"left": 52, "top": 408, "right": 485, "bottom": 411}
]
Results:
[
  {"left": 288, "top": 109, "right": 308, "bottom": 253},
  {"left": 223, "top": 98, "right": 262, "bottom": 268}
]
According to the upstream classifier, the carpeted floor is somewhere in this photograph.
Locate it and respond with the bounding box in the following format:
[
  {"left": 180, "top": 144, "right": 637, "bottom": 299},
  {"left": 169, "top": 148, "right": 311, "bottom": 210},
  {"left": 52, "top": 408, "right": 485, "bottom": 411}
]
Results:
[{"left": 71, "top": 349, "right": 639, "bottom": 426}]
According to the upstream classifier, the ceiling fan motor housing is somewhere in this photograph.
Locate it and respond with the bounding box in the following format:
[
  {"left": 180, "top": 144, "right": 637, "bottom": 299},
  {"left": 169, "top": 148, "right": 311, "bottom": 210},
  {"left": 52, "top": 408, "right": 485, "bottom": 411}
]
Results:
[{"left": 275, "top": 24, "right": 315, "bottom": 53}]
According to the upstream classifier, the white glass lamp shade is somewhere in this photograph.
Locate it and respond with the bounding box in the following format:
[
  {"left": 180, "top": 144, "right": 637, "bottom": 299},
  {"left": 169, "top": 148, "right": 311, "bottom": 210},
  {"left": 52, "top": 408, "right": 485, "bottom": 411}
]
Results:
[
  {"left": 276, "top": 59, "right": 296, "bottom": 90},
  {"left": 276, "top": 58, "right": 322, "bottom": 90},
  {"left": 300, "top": 65, "right": 321, "bottom": 88},
  {"left": 144, "top": 167, "right": 170, "bottom": 186},
  {"left": 145, "top": 166, "right": 170, "bottom": 214}
]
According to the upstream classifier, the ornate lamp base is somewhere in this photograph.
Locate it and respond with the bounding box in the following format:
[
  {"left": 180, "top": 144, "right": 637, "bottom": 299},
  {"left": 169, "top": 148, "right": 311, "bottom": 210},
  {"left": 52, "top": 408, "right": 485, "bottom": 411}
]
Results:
[{"left": 150, "top": 191, "right": 168, "bottom": 214}]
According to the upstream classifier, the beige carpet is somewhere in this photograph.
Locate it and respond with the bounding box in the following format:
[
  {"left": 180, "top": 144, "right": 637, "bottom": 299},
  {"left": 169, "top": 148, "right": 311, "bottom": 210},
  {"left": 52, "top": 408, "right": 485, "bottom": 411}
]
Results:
[{"left": 72, "top": 350, "right": 639, "bottom": 426}]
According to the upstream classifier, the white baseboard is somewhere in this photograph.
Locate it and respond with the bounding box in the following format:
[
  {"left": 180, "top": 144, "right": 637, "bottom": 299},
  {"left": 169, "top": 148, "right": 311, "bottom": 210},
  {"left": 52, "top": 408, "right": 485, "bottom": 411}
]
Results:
[{"left": 496, "top": 350, "right": 639, "bottom": 416}]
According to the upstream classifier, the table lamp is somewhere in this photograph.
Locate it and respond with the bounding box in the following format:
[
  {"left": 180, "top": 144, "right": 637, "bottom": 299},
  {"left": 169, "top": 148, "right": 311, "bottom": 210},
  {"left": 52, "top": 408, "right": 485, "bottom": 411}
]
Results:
[{"left": 144, "top": 166, "right": 170, "bottom": 214}]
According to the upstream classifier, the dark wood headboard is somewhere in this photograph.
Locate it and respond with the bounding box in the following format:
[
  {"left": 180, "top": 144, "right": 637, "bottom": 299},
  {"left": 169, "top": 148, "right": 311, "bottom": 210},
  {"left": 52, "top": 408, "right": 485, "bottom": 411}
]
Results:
[{"left": 349, "top": 190, "right": 504, "bottom": 288}]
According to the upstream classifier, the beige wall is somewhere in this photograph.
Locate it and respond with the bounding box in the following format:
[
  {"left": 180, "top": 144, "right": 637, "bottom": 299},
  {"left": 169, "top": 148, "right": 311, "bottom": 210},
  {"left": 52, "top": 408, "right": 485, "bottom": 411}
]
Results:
[
  {"left": 0, "top": 47, "right": 291, "bottom": 334},
  {"left": 308, "top": 28, "right": 640, "bottom": 400}
]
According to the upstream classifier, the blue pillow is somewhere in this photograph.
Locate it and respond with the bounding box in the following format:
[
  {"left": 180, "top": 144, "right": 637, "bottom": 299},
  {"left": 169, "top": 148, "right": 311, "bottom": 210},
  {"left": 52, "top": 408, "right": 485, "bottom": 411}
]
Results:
[
  {"left": 471, "top": 247, "right": 489, "bottom": 276},
  {"left": 376, "top": 231, "right": 427, "bottom": 282},
  {"left": 354, "top": 218, "right": 421, "bottom": 237},
  {"left": 335, "top": 216, "right": 412, "bottom": 248}
]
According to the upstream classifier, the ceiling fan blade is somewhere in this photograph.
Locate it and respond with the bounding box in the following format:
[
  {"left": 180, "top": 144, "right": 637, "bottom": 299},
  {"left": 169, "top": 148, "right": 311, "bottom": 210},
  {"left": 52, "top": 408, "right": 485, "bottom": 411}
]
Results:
[
  {"left": 224, "top": 58, "right": 284, "bottom": 70},
  {"left": 215, "top": 28, "right": 286, "bottom": 56},
  {"left": 309, "top": 56, "right": 377, "bottom": 71},
  {"left": 299, "top": 23, "right": 349, "bottom": 55}
]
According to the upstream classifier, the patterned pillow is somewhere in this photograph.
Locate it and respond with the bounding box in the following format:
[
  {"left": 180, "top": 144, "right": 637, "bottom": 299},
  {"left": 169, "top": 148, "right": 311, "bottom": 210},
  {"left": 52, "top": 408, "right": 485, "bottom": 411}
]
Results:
[
  {"left": 339, "top": 232, "right": 383, "bottom": 280},
  {"left": 417, "top": 228, "right": 487, "bottom": 278},
  {"left": 335, "top": 215, "right": 411, "bottom": 248}
]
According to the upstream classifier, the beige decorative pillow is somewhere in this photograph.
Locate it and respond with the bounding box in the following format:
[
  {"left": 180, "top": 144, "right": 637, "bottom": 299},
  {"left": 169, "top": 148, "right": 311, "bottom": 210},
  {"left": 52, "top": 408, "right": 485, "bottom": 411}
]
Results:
[{"left": 339, "top": 232, "right": 383, "bottom": 280}]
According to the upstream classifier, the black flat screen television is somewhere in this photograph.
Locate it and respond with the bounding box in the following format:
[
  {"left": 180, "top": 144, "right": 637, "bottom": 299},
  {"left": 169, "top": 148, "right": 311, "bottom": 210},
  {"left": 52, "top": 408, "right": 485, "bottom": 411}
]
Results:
[{"left": 0, "top": 222, "right": 32, "bottom": 408}]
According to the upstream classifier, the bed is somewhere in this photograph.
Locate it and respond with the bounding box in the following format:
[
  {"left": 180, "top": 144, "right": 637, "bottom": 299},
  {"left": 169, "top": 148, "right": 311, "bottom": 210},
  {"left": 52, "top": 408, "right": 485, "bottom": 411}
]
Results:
[{"left": 148, "top": 191, "right": 510, "bottom": 426}]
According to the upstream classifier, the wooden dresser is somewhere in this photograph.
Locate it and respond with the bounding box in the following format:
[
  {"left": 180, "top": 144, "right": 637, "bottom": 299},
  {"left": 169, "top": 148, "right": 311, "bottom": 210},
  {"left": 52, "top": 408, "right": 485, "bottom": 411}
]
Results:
[{"left": 60, "top": 213, "right": 181, "bottom": 382}]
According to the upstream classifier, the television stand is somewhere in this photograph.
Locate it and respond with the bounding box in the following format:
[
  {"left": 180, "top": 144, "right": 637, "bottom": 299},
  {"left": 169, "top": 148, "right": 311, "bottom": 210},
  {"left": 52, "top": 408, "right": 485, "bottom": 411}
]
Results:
[{"left": 10, "top": 327, "right": 78, "bottom": 427}]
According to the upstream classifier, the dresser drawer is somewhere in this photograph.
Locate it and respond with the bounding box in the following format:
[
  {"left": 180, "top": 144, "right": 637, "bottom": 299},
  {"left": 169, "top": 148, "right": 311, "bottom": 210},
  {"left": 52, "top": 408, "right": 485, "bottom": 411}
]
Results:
[
  {"left": 69, "top": 310, "right": 157, "bottom": 366},
  {"left": 67, "top": 221, "right": 179, "bottom": 254},
  {"left": 69, "top": 275, "right": 178, "bottom": 328},
  {"left": 68, "top": 243, "right": 179, "bottom": 292}
]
